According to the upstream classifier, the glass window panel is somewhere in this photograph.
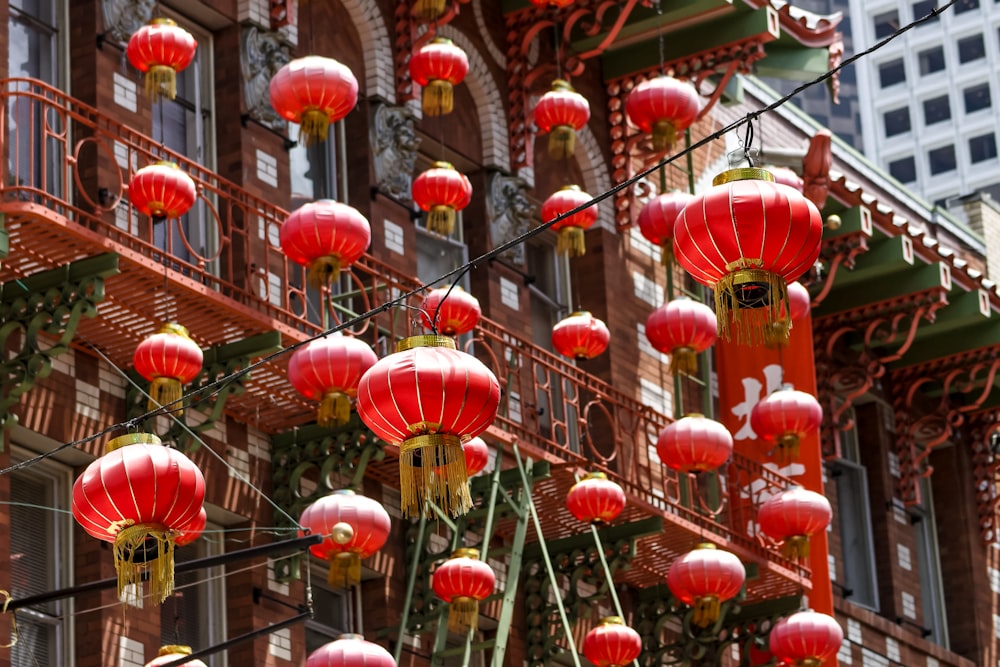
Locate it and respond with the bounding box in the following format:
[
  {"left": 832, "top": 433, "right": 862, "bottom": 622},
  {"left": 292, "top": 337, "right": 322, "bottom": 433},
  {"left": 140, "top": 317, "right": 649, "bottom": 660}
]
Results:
[
  {"left": 928, "top": 145, "right": 957, "bottom": 174},
  {"left": 922, "top": 96, "right": 951, "bottom": 125},
  {"left": 918, "top": 46, "right": 946, "bottom": 74},
  {"left": 969, "top": 133, "right": 997, "bottom": 162},
  {"left": 883, "top": 107, "right": 911, "bottom": 137},
  {"left": 874, "top": 10, "right": 900, "bottom": 38},
  {"left": 955, "top": 0, "right": 979, "bottom": 12},
  {"left": 912, "top": 1, "right": 940, "bottom": 21},
  {"left": 964, "top": 83, "right": 991, "bottom": 113},
  {"left": 889, "top": 156, "right": 917, "bottom": 182},
  {"left": 958, "top": 34, "right": 985, "bottom": 63},
  {"left": 878, "top": 59, "right": 906, "bottom": 87}
]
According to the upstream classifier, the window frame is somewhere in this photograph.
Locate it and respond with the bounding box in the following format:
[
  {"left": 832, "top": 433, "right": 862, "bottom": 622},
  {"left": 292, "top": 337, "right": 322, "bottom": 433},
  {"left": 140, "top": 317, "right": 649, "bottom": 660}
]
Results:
[
  {"left": 969, "top": 133, "right": 998, "bottom": 163},
  {"left": 889, "top": 155, "right": 917, "bottom": 183},
  {"left": 963, "top": 82, "right": 991, "bottom": 113},
  {"left": 957, "top": 33, "right": 985, "bottom": 63},
  {"left": 928, "top": 144, "right": 957, "bottom": 175},
  {"left": 922, "top": 95, "right": 951, "bottom": 126},
  {"left": 883, "top": 106, "right": 912, "bottom": 137},
  {"left": 918, "top": 45, "right": 946, "bottom": 75},
  {"left": 878, "top": 59, "right": 906, "bottom": 88}
]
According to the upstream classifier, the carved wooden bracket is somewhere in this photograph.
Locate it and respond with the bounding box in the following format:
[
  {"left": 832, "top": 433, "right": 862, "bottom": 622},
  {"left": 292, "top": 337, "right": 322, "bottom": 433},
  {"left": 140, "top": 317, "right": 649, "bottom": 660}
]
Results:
[{"left": 967, "top": 411, "right": 1000, "bottom": 545}]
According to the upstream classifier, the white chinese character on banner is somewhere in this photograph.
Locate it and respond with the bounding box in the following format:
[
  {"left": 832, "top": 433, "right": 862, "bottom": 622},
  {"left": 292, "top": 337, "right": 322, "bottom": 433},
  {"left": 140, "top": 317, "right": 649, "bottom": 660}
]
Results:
[{"left": 731, "top": 363, "right": 784, "bottom": 441}]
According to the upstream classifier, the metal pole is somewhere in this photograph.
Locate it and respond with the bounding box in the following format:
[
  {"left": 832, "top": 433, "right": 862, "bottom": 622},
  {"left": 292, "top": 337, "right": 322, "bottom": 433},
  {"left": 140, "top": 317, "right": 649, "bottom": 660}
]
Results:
[
  {"left": 588, "top": 523, "right": 640, "bottom": 667},
  {"left": 157, "top": 611, "right": 312, "bottom": 667},
  {"left": 393, "top": 505, "right": 429, "bottom": 663}
]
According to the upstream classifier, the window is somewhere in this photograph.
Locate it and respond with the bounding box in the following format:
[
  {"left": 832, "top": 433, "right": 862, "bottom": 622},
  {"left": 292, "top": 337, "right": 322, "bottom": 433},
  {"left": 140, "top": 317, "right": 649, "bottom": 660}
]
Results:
[
  {"left": 289, "top": 122, "right": 339, "bottom": 211},
  {"left": 883, "top": 107, "right": 911, "bottom": 137},
  {"left": 874, "top": 11, "right": 900, "bottom": 39},
  {"left": 912, "top": 1, "right": 939, "bottom": 21},
  {"left": 928, "top": 145, "right": 957, "bottom": 174},
  {"left": 918, "top": 46, "right": 946, "bottom": 74},
  {"left": 878, "top": 59, "right": 906, "bottom": 87},
  {"left": 913, "top": 478, "right": 949, "bottom": 647},
  {"left": 969, "top": 133, "right": 997, "bottom": 162},
  {"left": 889, "top": 156, "right": 917, "bottom": 182},
  {"left": 305, "top": 579, "right": 349, "bottom": 654},
  {"left": 964, "top": 83, "right": 991, "bottom": 112},
  {"left": 958, "top": 34, "right": 985, "bottom": 62},
  {"left": 922, "top": 96, "right": 951, "bottom": 125},
  {"left": 955, "top": 0, "right": 979, "bottom": 12}
]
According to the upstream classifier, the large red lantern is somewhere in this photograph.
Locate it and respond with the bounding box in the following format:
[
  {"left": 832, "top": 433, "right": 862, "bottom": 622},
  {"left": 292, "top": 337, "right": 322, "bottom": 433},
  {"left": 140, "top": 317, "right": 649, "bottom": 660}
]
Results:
[
  {"left": 145, "top": 645, "right": 206, "bottom": 667},
  {"left": 72, "top": 433, "right": 206, "bottom": 603},
  {"left": 287, "top": 335, "right": 378, "bottom": 427},
  {"left": 637, "top": 190, "right": 694, "bottom": 264},
  {"left": 757, "top": 486, "right": 832, "bottom": 560},
  {"left": 432, "top": 548, "right": 496, "bottom": 632},
  {"left": 299, "top": 489, "right": 392, "bottom": 587},
  {"left": 625, "top": 75, "right": 700, "bottom": 151},
  {"left": 133, "top": 322, "right": 203, "bottom": 413},
  {"left": 645, "top": 298, "right": 717, "bottom": 376},
  {"left": 280, "top": 199, "right": 371, "bottom": 288},
  {"left": 551, "top": 311, "right": 610, "bottom": 360},
  {"left": 656, "top": 414, "right": 733, "bottom": 473},
  {"left": 420, "top": 285, "right": 481, "bottom": 335},
  {"left": 542, "top": 185, "right": 598, "bottom": 256},
  {"left": 667, "top": 543, "right": 746, "bottom": 627},
  {"left": 307, "top": 634, "right": 396, "bottom": 667},
  {"left": 356, "top": 336, "right": 501, "bottom": 517},
  {"left": 127, "top": 18, "right": 197, "bottom": 102},
  {"left": 270, "top": 56, "right": 358, "bottom": 145},
  {"left": 750, "top": 387, "right": 823, "bottom": 465},
  {"left": 408, "top": 38, "right": 469, "bottom": 116},
  {"left": 463, "top": 436, "right": 490, "bottom": 477},
  {"left": 566, "top": 472, "right": 626, "bottom": 524},
  {"left": 174, "top": 507, "right": 207, "bottom": 548},
  {"left": 673, "top": 168, "right": 823, "bottom": 345},
  {"left": 581, "top": 616, "right": 643, "bottom": 667},
  {"left": 128, "top": 161, "right": 197, "bottom": 220},
  {"left": 534, "top": 79, "right": 591, "bottom": 159},
  {"left": 412, "top": 161, "right": 473, "bottom": 236},
  {"left": 768, "top": 611, "right": 843, "bottom": 667}
]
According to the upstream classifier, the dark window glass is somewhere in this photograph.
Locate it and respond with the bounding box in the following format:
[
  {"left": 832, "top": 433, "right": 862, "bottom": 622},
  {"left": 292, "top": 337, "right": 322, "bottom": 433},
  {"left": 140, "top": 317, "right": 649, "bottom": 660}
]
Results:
[
  {"left": 964, "top": 83, "right": 991, "bottom": 112},
  {"left": 918, "top": 46, "right": 946, "bottom": 74},
  {"left": 884, "top": 107, "right": 911, "bottom": 137},
  {"left": 875, "top": 11, "right": 899, "bottom": 38},
  {"left": 969, "top": 134, "right": 998, "bottom": 162},
  {"left": 929, "top": 145, "right": 957, "bottom": 174},
  {"left": 923, "top": 96, "right": 951, "bottom": 125},
  {"left": 958, "top": 34, "right": 985, "bottom": 62},
  {"left": 913, "top": 1, "right": 940, "bottom": 21},
  {"left": 955, "top": 0, "right": 979, "bottom": 12},
  {"left": 889, "top": 156, "right": 917, "bottom": 182},
  {"left": 879, "top": 59, "right": 906, "bottom": 87}
]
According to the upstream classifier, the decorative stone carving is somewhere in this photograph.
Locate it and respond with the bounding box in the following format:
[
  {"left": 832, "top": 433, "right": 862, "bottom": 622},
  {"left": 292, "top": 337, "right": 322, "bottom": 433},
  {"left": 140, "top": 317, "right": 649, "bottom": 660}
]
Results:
[
  {"left": 487, "top": 172, "right": 534, "bottom": 265},
  {"left": 371, "top": 103, "right": 420, "bottom": 203},
  {"left": 241, "top": 25, "right": 291, "bottom": 129},
  {"left": 101, "top": 0, "right": 156, "bottom": 45}
]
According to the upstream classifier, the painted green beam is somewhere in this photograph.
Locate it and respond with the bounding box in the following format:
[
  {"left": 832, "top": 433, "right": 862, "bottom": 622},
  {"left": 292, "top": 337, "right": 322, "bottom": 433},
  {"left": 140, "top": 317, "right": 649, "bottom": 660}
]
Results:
[
  {"left": 822, "top": 205, "right": 873, "bottom": 241},
  {"left": 203, "top": 330, "right": 282, "bottom": 366},
  {"left": 521, "top": 515, "right": 663, "bottom": 560},
  {"left": 907, "top": 288, "right": 992, "bottom": 344},
  {"left": 753, "top": 45, "right": 831, "bottom": 80},
  {"left": 889, "top": 320, "right": 1000, "bottom": 369},
  {"left": 818, "top": 259, "right": 949, "bottom": 317},
  {"left": 571, "top": 0, "right": 734, "bottom": 52},
  {"left": 0, "top": 252, "right": 119, "bottom": 299}
]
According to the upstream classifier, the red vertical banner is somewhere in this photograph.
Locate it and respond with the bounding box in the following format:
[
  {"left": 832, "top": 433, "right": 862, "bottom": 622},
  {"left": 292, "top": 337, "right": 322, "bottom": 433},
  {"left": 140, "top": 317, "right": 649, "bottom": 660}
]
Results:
[{"left": 715, "top": 313, "right": 835, "bottom": 618}]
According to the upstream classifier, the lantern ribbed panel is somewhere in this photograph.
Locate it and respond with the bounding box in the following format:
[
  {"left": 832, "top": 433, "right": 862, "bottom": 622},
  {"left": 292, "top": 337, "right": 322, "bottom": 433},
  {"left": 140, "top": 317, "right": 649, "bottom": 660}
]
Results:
[
  {"left": 551, "top": 311, "right": 610, "bottom": 360},
  {"left": 645, "top": 299, "right": 717, "bottom": 356},
  {"left": 127, "top": 20, "right": 197, "bottom": 74},
  {"left": 133, "top": 324, "right": 203, "bottom": 386},
  {"left": 306, "top": 635, "right": 396, "bottom": 667},
  {"left": 656, "top": 414, "right": 733, "bottom": 473},
  {"left": 566, "top": 473, "right": 626, "bottom": 524},
  {"left": 463, "top": 436, "right": 490, "bottom": 477},
  {"left": 280, "top": 200, "right": 371, "bottom": 273},
  {"left": 757, "top": 487, "right": 832, "bottom": 543},
  {"left": 625, "top": 76, "right": 699, "bottom": 148},
  {"left": 534, "top": 80, "right": 591, "bottom": 133},
  {"left": 769, "top": 611, "right": 844, "bottom": 665},
  {"left": 287, "top": 336, "right": 378, "bottom": 403},
  {"left": 408, "top": 39, "right": 469, "bottom": 88},
  {"left": 541, "top": 185, "right": 597, "bottom": 234},
  {"left": 174, "top": 507, "right": 207, "bottom": 547},
  {"left": 420, "top": 286, "right": 482, "bottom": 335},
  {"left": 144, "top": 646, "right": 207, "bottom": 667},
  {"left": 432, "top": 553, "right": 496, "bottom": 603},
  {"left": 786, "top": 281, "right": 811, "bottom": 321},
  {"left": 581, "top": 618, "right": 643, "bottom": 667},
  {"left": 299, "top": 490, "right": 391, "bottom": 561},
  {"left": 412, "top": 163, "right": 473, "bottom": 212},
  {"left": 637, "top": 191, "right": 694, "bottom": 247},
  {"left": 667, "top": 545, "right": 746, "bottom": 606},
  {"left": 269, "top": 56, "right": 359, "bottom": 125},
  {"left": 750, "top": 389, "right": 823, "bottom": 442},
  {"left": 129, "top": 162, "right": 197, "bottom": 219},
  {"left": 769, "top": 166, "right": 805, "bottom": 192}
]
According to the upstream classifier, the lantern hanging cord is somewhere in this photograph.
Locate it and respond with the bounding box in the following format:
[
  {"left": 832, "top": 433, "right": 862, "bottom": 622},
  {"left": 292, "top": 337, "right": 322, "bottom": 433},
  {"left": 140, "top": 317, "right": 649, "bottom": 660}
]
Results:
[
  {"left": 655, "top": 0, "right": 665, "bottom": 74},
  {"left": 430, "top": 264, "right": 474, "bottom": 335},
  {"left": 0, "top": 0, "right": 956, "bottom": 478}
]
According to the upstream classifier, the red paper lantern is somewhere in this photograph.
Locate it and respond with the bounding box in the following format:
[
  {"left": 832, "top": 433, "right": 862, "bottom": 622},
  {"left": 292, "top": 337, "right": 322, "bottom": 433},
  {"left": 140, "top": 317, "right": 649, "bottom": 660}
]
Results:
[
  {"left": 656, "top": 414, "right": 733, "bottom": 473},
  {"left": 529, "top": 0, "right": 574, "bottom": 6},
  {"left": 667, "top": 543, "right": 746, "bottom": 627},
  {"left": 72, "top": 432, "right": 206, "bottom": 603},
  {"left": 673, "top": 168, "right": 823, "bottom": 345},
  {"left": 645, "top": 298, "right": 717, "bottom": 376},
  {"left": 412, "top": 161, "right": 473, "bottom": 236},
  {"left": 769, "top": 166, "right": 804, "bottom": 192},
  {"left": 420, "top": 285, "right": 481, "bottom": 335},
  {"left": 306, "top": 634, "right": 396, "bottom": 667},
  {"left": 432, "top": 548, "right": 496, "bottom": 632},
  {"left": 280, "top": 199, "right": 371, "bottom": 288},
  {"left": 787, "top": 281, "right": 811, "bottom": 321},
  {"left": 288, "top": 335, "right": 378, "bottom": 427},
  {"left": 270, "top": 56, "right": 358, "bottom": 145},
  {"left": 357, "top": 336, "right": 501, "bottom": 517},
  {"left": 637, "top": 190, "right": 694, "bottom": 264},
  {"left": 566, "top": 472, "right": 626, "bottom": 524},
  {"left": 582, "top": 616, "right": 642, "bottom": 667},
  {"left": 174, "top": 507, "right": 207, "bottom": 548},
  {"left": 768, "top": 611, "right": 844, "bottom": 667},
  {"left": 127, "top": 18, "right": 197, "bottom": 102},
  {"left": 551, "top": 311, "right": 610, "bottom": 360},
  {"left": 750, "top": 387, "right": 823, "bottom": 465},
  {"left": 625, "top": 75, "right": 700, "bottom": 151},
  {"left": 534, "top": 79, "right": 591, "bottom": 159},
  {"left": 542, "top": 185, "right": 598, "bottom": 256},
  {"left": 145, "top": 645, "right": 207, "bottom": 667},
  {"left": 757, "top": 486, "right": 832, "bottom": 560},
  {"left": 463, "top": 436, "right": 490, "bottom": 477},
  {"left": 128, "top": 161, "right": 197, "bottom": 219},
  {"left": 133, "top": 322, "right": 203, "bottom": 414},
  {"left": 299, "top": 489, "right": 392, "bottom": 587},
  {"left": 409, "top": 38, "right": 469, "bottom": 116}
]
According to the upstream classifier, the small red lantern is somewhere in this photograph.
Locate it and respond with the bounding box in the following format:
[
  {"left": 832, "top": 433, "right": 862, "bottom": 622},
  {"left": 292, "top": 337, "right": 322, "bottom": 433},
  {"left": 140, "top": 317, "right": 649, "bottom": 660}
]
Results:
[
  {"left": 769, "top": 166, "right": 804, "bottom": 192},
  {"left": 787, "top": 281, "right": 811, "bottom": 321},
  {"left": 357, "top": 336, "right": 501, "bottom": 517},
  {"left": 287, "top": 335, "right": 379, "bottom": 428},
  {"left": 542, "top": 185, "right": 598, "bottom": 256},
  {"left": 270, "top": 56, "right": 359, "bottom": 145},
  {"left": 551, "top": 311, "right": 610, "bottom": 360},
  {"left": 432, "top": 548, "right": 496, "bottom": 632},
  {"left": 667, "top": 543, "right": 745, "bottom": 628},
  {"left": 530, "top": 0, "right": 574, "bottom": 6},
  {"left": 409, "top": 38, "right": 469, "bottom": 116},
  {"left": 637, "top": 190, "right": 694, "bottom": 264},
  {"left": 764, "top": 281, "right": 812, "bottom": 347},
  {"left": 299, "top": 489, "right": 392, "bottom": 587},
  {"left": 420, "top": 285, "right": 481, "bottom": 335},
  {"left": 625, "top": 75, "right": 700, "bottom": 151},
  {"left": 673, "top": 168, "right": 823, "bottom": 345},
  {"left": 174, "top": 507, "right": 207, "bottom": 548},
  {"left": 412, "top": 161, "right": 473, "bottom": 236},
  {"left": 127, "top": 18, "right": 197, "bottom": 102},
  {"left": 145, "top": 645, "right": 207, "bottom": 667},
  {"left": 768, "top": 611, "right": 844, "bottom": 667},
  {"left": 463, "top": 436, "right": 490, "bottom": 477},
  {"left": 534, "top": 79, "right": 591, "bottom": 159},
  {"left": 581, "top": 616, "right": 642, "bottom": 667},
  {"left": 750, "top": 387, "right": 823, "bottom": 465},
  {"left": 656, "top": 414, "right": 733, "bottom": 473},
  {"left": 72, "top": 432, "right": 206, "bottom": 603},
  {"left": 757, "top": 486, "right": 832, "bottom": 560},
  {"left": 133, "top": 322, "right": 203, "bottom": 413},
  {"left": 280, "top": 199, "right": 371, "bottom": 288},
  {"left": 566, "top": 472, "right": 626, "bottom": 524},
  {"left": 128, "top": 161, "right": 197, "bottom": 220},
  {"left": 307, "top": 634, "right": 396, "bottom": 667},
  {"left": 645, "top": 298, "right": 717, "bottom": 376}
]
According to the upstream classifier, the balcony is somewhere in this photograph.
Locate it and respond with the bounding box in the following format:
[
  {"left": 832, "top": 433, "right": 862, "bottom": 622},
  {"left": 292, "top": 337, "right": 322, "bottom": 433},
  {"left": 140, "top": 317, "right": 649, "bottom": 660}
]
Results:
[{"left": 0, "top": 77, "right": 808, "bottom": 602}]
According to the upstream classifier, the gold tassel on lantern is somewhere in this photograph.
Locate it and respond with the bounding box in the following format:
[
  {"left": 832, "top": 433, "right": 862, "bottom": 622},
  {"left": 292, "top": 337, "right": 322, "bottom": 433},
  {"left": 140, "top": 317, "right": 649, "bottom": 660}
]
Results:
[
  {"left": 113, "top": 522, "right": 176, "bottom": 604},
  {"left": 669, "top": 346, "right": 698, "bottom": 377},
  {"left": 692, "top": 595, "right": 721, "bottom": 628},
  {"left": 318, "top": 391, "right": 352, "bottom": 428},
  {"left": 308, "top": 255, "right": 342, "bottom": 289},
  {"left": 774, "top": 433, "right": 801, "bottom": 467},
  {"left": 300, "top": 109, "right": 331, "bottom": 146},
  {"left": 660, "top": 240, "right": 674, "bottom": 266},
  {"left": 781, "top": 535, "right": 811, "bottom": 560},
  {"left": 652, "top": 119, "right": 678, "bottom": 152},
  {"left": 414, "top": 0, "right": 447, "bottom": 20},
  {"left": 146, "top": 65, "right": 178, "bottom": 102},
  {"left": 149, "top": 376, "right": 183, "bottom": 415},
  {"left": 557, "top": 226, "right": 586, "bottom": 257},
  {"left": 548, "top": 125, "right": 577, "bottom": 159},
  {"left": 427, "top": 205, "right": 457, "bottom": 235},
  {"left": 448, "top": 595, "right": 480, "bottom": 632},
  {"left": 763, "top": 315, "right": 793, "bottom": 348},
  {"left": 328, "top": 552, "right": 362, "bottom": 588},
  {"left": 423, "top": 80, "right": 455, "bottom": 116},
  {"left": 714, "top": 263, "right": 788, "bottom": 347},
  {"left": 399, "top": 433, "right": 471, "bottom": 518}
]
